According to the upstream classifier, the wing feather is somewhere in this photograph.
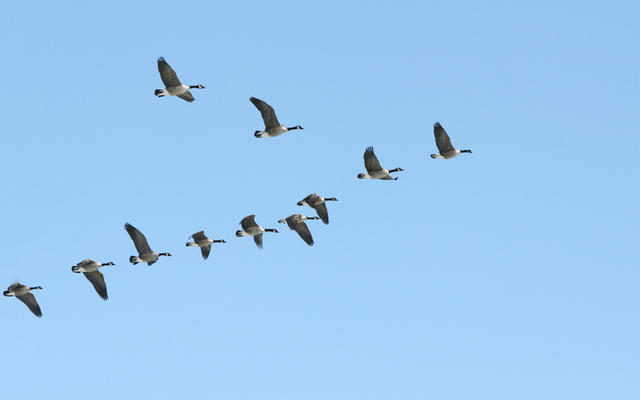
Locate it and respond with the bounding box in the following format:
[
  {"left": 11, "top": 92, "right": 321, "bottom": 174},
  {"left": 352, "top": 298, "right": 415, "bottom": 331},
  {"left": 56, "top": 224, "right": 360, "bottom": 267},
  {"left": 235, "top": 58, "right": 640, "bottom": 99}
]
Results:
[
  {"left": 253, "top": 233, "right": 264, "bottom": 249},
  {"left": 84, "top": 271, "right": 108, "bottom": 300},
  {"left": 434, "top": 122, "right": 454, "bottom": 153},
  {"left": 124, "top": 223, "right": 153, "bottom": 255},
  {"left": 157, "top": 57, "right": 181, "bottom": 87},
  {"left": 177, "top": 91, "right": 195, "bottom": 102},
  {"left": 364, "top": 146, "right": 383, "bottom": 173},
  {"left": 250, "top": 97, "right": 280, "bottom": 129},
  {"left": 241, "top": 215, "right": 258, "bottom": 231},
  {"left": 293, "top": 222, "right": 314, "bottom": 246},
  {"left": 16, "top": 293, "right": 42, "bottom": 317},
  {"left": 200, "top": 245, "right": 211, "bottom": 259}
]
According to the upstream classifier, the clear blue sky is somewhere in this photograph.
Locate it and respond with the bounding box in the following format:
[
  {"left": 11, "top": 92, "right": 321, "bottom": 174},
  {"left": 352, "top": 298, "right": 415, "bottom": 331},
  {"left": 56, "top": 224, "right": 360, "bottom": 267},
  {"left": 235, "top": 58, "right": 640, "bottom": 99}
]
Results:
[{"left": 1, "top": 1, "right": 638, "bottom": 399}]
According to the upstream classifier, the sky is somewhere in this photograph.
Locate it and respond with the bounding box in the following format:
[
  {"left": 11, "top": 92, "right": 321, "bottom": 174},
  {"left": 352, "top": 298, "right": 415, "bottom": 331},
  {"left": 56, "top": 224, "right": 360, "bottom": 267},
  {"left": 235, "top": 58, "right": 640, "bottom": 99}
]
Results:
[{"left": 0, "top": 1, "right": 638, "bottom": 399}]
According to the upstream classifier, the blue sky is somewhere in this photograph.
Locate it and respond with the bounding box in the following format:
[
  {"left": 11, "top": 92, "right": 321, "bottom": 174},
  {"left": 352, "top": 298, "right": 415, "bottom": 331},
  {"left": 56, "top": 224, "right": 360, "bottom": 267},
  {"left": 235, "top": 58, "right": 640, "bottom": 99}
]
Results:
[{"left": 1, "top": 1, "right": 638, "bottom": 399}]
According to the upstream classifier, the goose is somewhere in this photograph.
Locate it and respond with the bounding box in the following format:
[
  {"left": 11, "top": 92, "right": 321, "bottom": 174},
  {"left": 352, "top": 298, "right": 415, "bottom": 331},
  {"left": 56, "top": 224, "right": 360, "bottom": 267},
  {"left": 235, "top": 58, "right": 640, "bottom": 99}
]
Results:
[
  {"left": 3, "top": 282, "right": 43, "bottom": 317},
  {"left": 186, "top": 231, "right": 226, "bottom": 260},
  {"left": 71, "top": 259, "right": 114, "bottom": 300},
  {"left": 430, "top": 122, "right": 472, "bottom": 159},
  {"left": 297, "top": 193, "right": 338, "bottom": 224},
  {"left": 154, "top": 57, "right": 205, "bottom": 102},
  {"left": 278, "top": 214, "right": 320, "bottom": 246},
  {"left": 124, "top": 223, "right": 171, "bottom": 266},
  {"left": 235, "top": 215, "right": 278, "bottom": 249},
  {"left": 250, "top": 97, "right": 303, "bottom": 138},
  {"left": 357, "top": 146, "right": 404, "bottom": 180}
]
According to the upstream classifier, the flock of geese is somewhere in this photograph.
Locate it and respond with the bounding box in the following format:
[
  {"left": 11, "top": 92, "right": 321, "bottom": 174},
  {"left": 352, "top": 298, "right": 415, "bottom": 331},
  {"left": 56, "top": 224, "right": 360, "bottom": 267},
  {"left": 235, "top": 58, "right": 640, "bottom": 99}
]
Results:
[{"left": 3, "top": 57, "right": 472, "bottom": 318}]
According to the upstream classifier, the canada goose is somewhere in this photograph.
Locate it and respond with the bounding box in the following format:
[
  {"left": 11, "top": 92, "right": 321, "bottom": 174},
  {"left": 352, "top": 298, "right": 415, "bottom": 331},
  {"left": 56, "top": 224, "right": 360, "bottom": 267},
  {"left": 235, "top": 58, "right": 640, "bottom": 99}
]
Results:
[
  {"left": 297, "top": 193, "right": 338, "bottom": 224},
  {"left": 124, "top": 223, "right": 171, "bottom": 266},
  {"left": 235, "top": 215, "right": 278, "bottom": 249},
  {"left": 278, "top": 214, "right": 320, "bottom": 246},
  {"left": 154, "top": 57, "right": 205, "bottom": 102},
  {"left": 250, "top": 97, "right": 303, "bottom": 138},
  {"left": 357, "top": 146, "right": 404, "bottom": 180},
  {"left": 430, "top": 122, "right": 472, "bottom": 159},
  {"left": 71, "top": 259, "right": 114, "bottom": 300},
  {"left": 186, "top": 231, "right": 226, "bottom": 260},
  {"left": 3, "top": 282, "right": 43, "bottom": 317}
]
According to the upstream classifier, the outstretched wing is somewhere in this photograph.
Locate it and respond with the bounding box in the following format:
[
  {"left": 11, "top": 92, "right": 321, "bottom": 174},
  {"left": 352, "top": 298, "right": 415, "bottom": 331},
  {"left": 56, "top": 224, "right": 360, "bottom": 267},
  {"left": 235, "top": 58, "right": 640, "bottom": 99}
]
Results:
[
  {"left": 302, "top": 193, "right": 318, "bottom": 206},
  {"left": 314, "top": 202, "right": 329, "bottom": 224},
  {"left": 364, "top": 146, "right": 383, "bottom": 174},
  {"left": 124, "top": 223, "right": 152, "bottom": 255},
  {"left": 200, "top": 245, "right": 211, "bottom": 259},
  {"left": 16, "top": 293, "right": 42, "bottom": 317},
  {"left": 84, "top": 271, "right": 108, "bottom": 300},
  {"left": 285, "top": 214, "right": 303, "bottom": 230},
  {"left": 293, "top": 222, "right": 314, "bottom": 246},
  {"left": 157, "top": 57, "right": 181, "bottom": 87},
  {"left": 241, "top": 215, "right": 258, "bottom": 231},
  {"left": 190, "top": 231, "right": 207, "bottom": 241},
  {"left": 253, "top": 233, "right": 264, "bottom": 249},
  {"left": 177, "top": 91, "right": 195, "bottom": 102},
  {"left": 433, "top": 122, "right": 454, "bottom": 153},
  {"left": 7, "top": 282, "right": 23, "bottom": 292},
  {"left": 250, "top": 97, "right": 280, "bottom": 129}
]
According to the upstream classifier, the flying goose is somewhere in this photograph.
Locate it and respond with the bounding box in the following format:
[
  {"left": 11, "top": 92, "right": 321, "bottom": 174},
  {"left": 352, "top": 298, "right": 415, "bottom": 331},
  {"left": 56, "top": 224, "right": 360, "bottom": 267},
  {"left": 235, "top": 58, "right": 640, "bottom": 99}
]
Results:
[
  {"left": 3, "top": 282, "right": 43, "bottom": 317},
  {"left": 250, "top": 97, "right": 303, "bottom": 138},
  {"left": 357, "top": 146, "right": 404, "bottom": 180},
  {"left": 235, "top": 215, "right": 278, "bottom": 249},
  {"left": 278, "top": 214, "right": 320, "bottom": 246},
  {"left": 297, "top": 193, "right": 338, "bottom": 224},
  {"left": 154, "top": 57, "right": 205, "bottom": 102},
  {"left": 430, "top": 122, "right": 472, "bottom": 159},
  {"left": 124, "top": 223, "right": 171, "bottom": 266},
  {"left": 72, "top": 259, "right": 114, "bottom": 300},
  {"left": 186, "top": 231, "right": 226, "bottom": 259}
]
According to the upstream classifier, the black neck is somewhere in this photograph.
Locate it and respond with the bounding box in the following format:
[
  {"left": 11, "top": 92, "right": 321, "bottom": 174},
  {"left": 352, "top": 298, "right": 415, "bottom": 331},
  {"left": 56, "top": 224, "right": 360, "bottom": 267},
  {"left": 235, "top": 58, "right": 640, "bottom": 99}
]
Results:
[
  {"left": 389, "top": 168, "right": 402, "bottom": 173},
  {"left": 461, "top": 149, "right": 472, "bottom": 153},
  {"left": 286, "top": 126, "right": 301, "bottom": 130},
  {"left": 325, "top": 197, "right": 338, "bottom": 201},
  {"left": 265, "top": 228, "right": 278, "bottom": 232},
  {"left": 189, "top": 85, "right": 203, "bottom": 89},
  {"left": 29, "top": 286, "right": 42, "bottom": 290}
]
